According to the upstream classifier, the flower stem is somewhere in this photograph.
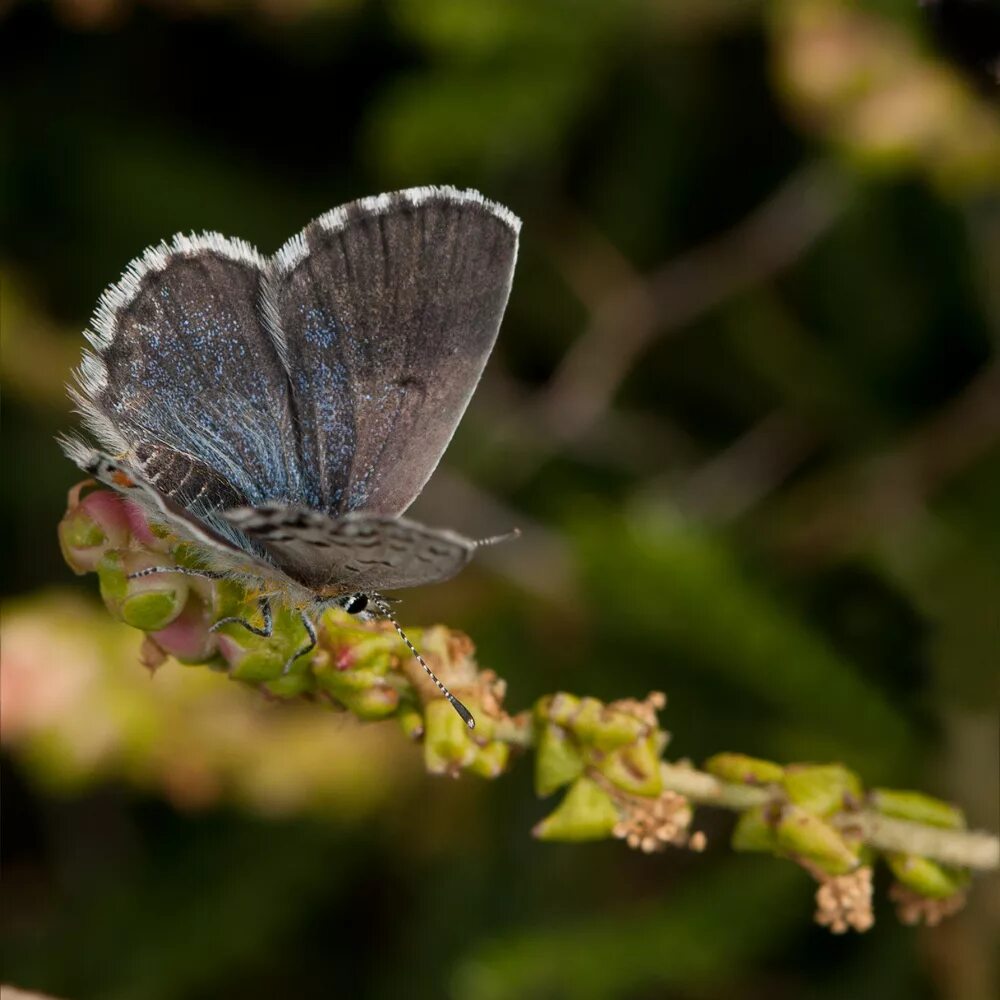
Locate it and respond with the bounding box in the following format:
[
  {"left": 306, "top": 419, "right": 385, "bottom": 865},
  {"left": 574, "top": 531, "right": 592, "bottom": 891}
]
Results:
[{"left": 656, "top": 763, "right": 998, "bottom": 871}]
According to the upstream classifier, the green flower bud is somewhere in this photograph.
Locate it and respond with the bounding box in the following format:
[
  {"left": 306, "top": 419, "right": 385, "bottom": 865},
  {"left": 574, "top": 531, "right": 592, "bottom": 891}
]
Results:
[
  {"left": 149, "top": 595, "right": 219, "bottom": 664},
  {"left": 58, "top": 509, "right": 108, "bottom": 572},
  {"left": 885, "top": 853, "right": 970, "bottom": 898},
  {"left": 782, "top": 764, "right": 863, "bottom": 817},
  {"left": 566, "top": 697, "right": 606, "bottom": 743},
  {"left": 319, "top": 614, "right": 397, "bottom": 675},
  {"left": 776, "top": 805, "right": 860, "bottom": 875},
  {"left": 532, "top": 777, "right": 620, "bottom": 842},
  {"left": 398, "top": 707, "right": 426, "bottom": 741},
  {"left": 217, "top": 605, "right": 309, "bottom": 684},
  {"left": 466, "top": 740, "right": 511, "bottom": 779},
  {"left": 97, "top": 551, "right": 188, "bottom": 631},
  {"left": 870, "top": 789, "right": 965, "bottom": 829},
  {"left": 467, "top": 704, "right": 498, "bottom": 743},
  {"left": 224, "top": 645, "right": 287, "bottom": 684},
  {"left": 312, "top": 635, "right": 399, "bottom": 719},
  {"left": 534, "top": 721, "right": 585, "bottom": 796},
  {"left": 58, "top": 487, "right": 133, "bottom": 573},
  {"left": 731, "top": 805, "right": 780, "bottom": 853},
  {"left": 705, "top": 753, "right": 785, "bottom": 785},
  {"left": 588, "top": 711, "right": 645, "bottom": 753},
  {"left": 597, "top": 735, "right": 663, "bottom": 797},
  {"left": 263, "top": 669, "right": 317, "bottom": 700},
  {"left": 424, "top": 698, "right": 477, "bottom": 774},
  {"left": 540, "top": 692, "right": 581, "bottom": 728},
  {"left": 339, "top": 683, "right": 400, "bottom": 720}
]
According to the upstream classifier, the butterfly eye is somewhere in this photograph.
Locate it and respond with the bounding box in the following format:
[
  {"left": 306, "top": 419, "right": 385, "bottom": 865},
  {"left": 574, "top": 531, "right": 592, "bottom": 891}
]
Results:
[{"left": 344, "top": 593, "right": 368, "bottom": 615}]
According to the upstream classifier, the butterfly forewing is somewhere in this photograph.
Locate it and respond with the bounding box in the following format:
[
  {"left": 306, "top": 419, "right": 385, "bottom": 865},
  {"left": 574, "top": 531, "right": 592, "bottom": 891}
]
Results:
[
  {"left": 73, "top": 235, "right": 303, "bottom": 515},
  {"left": 267, "top": 188, "right": 519, "bottom": 517}
]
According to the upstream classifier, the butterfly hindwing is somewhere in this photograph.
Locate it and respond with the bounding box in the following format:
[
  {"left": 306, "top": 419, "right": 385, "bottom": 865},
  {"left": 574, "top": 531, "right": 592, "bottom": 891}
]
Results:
[
  {"left": 222, "top": 504, "right": 475, "bottom": 593},
  {"left": 59, "top": 439, "right": 273, "bottom": 568}
]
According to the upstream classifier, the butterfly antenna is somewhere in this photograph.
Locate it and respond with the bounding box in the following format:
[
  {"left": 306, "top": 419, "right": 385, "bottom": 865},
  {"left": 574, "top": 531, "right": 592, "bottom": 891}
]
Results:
[
  {"left": 370, "top": 595, "right": 475, "bottom": 730},
  {"left": 474, "top": 526, "right": 521, "bottom": 549}
]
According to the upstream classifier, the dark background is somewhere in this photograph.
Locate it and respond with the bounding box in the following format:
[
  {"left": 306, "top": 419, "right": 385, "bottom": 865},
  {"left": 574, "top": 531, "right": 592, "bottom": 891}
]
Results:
[{"left": 2, "top": 1, "right": 998, "bottom": 998}]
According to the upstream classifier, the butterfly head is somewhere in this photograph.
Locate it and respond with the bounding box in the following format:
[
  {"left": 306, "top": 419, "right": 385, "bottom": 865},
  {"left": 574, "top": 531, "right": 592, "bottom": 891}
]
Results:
[{"left": 343, "top": 593, "right": 368, "bottom": 615}]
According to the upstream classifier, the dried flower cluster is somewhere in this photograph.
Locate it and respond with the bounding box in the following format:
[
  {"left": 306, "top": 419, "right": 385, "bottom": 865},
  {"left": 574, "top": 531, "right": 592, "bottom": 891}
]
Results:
[
  {"left": 609, "top": 691, "right": 667, "bottom": 729},
  {"left": 889, "top": 882, "right": 967, "bottom": 927},
  {"left": 814, "top": 866, "right": 875, "bottom": 934},
  {"left": 611, "top": 789, "right": 697, "bottom": 854}
]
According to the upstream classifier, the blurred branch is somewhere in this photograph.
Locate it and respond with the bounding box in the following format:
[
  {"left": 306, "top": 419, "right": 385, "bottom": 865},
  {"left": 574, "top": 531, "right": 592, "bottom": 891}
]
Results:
[
  {"left": 841, "top": 813, "right": 1000, "bottom": 872},
  {"left": 531, "top": 163, "right": 849, "bottom": 453},
  {"left": 478, "top": 363, "right": 697, "bottom": 479},
  {"left": 675, "top": 409, "right": 818, "bottom": 521},
  {"left": 21, "top": 484, "right": 999, "bottom": 937},
  {"left": 775, "top": 361, "right": 1000, "bottom": 561},
  {"left": 659, "top": 763, "right": 999, "bottom": 870}
]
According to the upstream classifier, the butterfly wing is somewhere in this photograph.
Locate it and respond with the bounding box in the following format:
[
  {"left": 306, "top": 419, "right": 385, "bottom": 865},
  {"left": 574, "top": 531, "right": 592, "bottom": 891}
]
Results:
[
  {"left": 67, "top": 233, "right": 305, "bottom": 518},
  {"left": 266, "top": 186, "right": 520, "bottom": 517},
  {"left": 222, "top": 504, "right": 474, "bottom": 594},
  {"left": 63, "top": 189, "right": 519, "bottom": 591},
  {"left": 60, "top": 438, "right": 273, "bottom": 568}
]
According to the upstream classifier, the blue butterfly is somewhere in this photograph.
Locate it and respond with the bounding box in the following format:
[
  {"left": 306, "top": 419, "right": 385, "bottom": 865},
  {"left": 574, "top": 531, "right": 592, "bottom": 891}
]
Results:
[{"left": 60, "top": 187, "right": 521, "bottom": 727}]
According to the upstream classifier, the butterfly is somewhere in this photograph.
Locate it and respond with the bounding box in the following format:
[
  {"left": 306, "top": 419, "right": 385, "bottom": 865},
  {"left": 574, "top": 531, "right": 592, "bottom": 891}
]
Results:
[{"left": 59, "top": 186, "right": 521, "bottom": 728}]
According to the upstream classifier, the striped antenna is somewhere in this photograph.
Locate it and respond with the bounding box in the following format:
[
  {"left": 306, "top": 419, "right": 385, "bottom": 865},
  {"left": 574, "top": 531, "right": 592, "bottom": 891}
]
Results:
[
  {"left": 370, "top": 595, "right": 475, "bottom": 730},
  {"left": 474, "top": 526, "right": 521, "bottom": 549}
]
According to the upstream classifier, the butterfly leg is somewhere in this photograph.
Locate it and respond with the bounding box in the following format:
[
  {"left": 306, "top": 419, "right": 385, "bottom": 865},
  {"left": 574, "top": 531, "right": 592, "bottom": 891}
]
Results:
[
  {"left": 281, "top": 612, "right": 317, "bottom": 676},
  {"left": 209, "top": 596, "right": 273, "bottom": 638},
  {"left": 127, "top": 566, "right": 225, "bottom": 581},
  {"left": 208, "top": 600, "right": 314, "bottom": 675}
]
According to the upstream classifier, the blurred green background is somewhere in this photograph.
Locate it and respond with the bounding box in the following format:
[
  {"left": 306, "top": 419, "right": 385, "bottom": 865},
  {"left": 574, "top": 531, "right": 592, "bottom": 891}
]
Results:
[{"left": 2, "top": 1, "right": 998, "bottom": 998}]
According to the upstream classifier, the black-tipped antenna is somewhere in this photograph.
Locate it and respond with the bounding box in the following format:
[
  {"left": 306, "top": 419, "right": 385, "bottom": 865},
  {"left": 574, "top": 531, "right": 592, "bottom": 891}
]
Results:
[
  {"left": 474, "top": 526, "right": 521, "bottom": 549},
  {"left": 370, "top": 595, "right": 475, "bottom": 730}
]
